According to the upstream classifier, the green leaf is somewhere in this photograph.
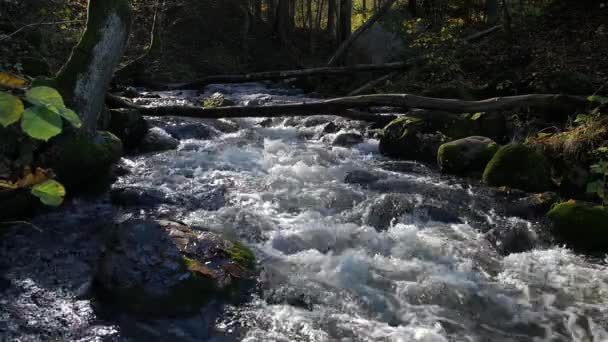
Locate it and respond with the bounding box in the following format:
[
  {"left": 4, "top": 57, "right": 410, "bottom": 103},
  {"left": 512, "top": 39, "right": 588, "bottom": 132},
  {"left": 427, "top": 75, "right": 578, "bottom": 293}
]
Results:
[
  {"left": 57, "top": 106, "right": 82, "bottom": 128},
  {"left": 31, "top": 180, "right": 65, "bottom": 206},
  {"left": 586, "top": 180, "right": 604, "bottom": 194},
  {"left": 470, "top": 112, "right": 483, "bottom": 121},
  {"left": 574, "top": 114, "right": 589, "bottom": 124},
  {"left": 537, "top": 132, "right": 553, "bottom": 139},
  {"left": 0, "top": 92, "right": 24, "bottom": 127},
  {"left": 588, "top": 95, "right": 608, "bottom": 105},
  {"left": 25, "top": 86, "right": 65, "bottom": 108},
  {"left": 21, "top": 106, "right": 63, "bottom": 141}
]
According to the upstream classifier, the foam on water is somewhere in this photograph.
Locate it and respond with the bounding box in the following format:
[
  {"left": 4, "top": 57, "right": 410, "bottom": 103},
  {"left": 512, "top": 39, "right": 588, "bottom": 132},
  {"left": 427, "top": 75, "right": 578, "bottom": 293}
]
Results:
[{"left": 117, "top": 83, "right": 608, "bottom": 341}]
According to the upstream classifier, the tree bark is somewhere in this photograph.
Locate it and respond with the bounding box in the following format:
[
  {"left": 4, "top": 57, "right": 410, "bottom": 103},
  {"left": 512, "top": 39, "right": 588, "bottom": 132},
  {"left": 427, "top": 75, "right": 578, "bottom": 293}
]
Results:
[
  {"left": 55, "top": 0, "right": 133, "bottom": 134},
  {"left": 112, "top": 93, "right": 587, "bottom": 119},
  {"left": 337, "top": 0, "right": 352, "bottom": 44},
  {"left": 328, "top": 0, "right": 397, "bottom": 66},
  {"left": 485, "top": 0, "right": 499, "bottom": 24},
  {"left": 327, "top": 0, "right": 336, "bottom": 40},
  {"left": 168, "top": 61, "right": 415, "bottom": 89}
]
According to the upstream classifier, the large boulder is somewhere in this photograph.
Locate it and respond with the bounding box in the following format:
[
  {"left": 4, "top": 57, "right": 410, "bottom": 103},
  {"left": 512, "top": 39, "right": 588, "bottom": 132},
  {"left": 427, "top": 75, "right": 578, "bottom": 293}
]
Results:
[
  {"left": 108, "top": 108, "right": 149, "bottom": 150},
  {"left": 138, "top": 127, "right": 179, "bottom": 153},
  {"left": 482, "top": 144, "right": 552, "bottom": 192},
  {"left": 437, "top": 136, "right": 499, "bottom": 176},
  {"left": 41, "top": 131, "right": 123, "bottom": 190},
  {"left": 96, "top": 218, "right": 256, "bottom": 317},
  {"left": 379, "top": 111, "right": 505, "bottom": 162},
  {"left": 547, "top": 200, "right": 608, "bottom": 251}
]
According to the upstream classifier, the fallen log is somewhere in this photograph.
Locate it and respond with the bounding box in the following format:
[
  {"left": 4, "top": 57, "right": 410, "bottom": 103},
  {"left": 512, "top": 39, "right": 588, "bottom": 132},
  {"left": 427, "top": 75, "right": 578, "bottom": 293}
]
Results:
[
  {"left": 462, "top": 25, "right": 502, "bottom": 42},
  {"left": 109, "top": 93, "right": 588, "bottom": 121},
  {"left": 348, "top": 71, "right": 399, "bottom": 96},
  {"left": 167, "top": 61, "right": 415, "bottom": 90}
]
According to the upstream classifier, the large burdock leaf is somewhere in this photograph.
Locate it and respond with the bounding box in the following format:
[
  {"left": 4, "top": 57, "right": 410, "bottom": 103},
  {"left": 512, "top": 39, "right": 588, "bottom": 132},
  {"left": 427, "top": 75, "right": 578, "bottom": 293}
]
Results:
[
  {"left": 31, "top": 180, "right": 66, "bottom": 206},
  {"left": 25, "top": 86, "right": 81, "bottom": 128},
  {"left": 56, "top": 106, "right": 82, "bottom": 128},
  {"left": 0, "top": 92, "right": 24, "bottom": 127},
  {"left": 0, "top": 72, "right": 27, "bottom": 88},
  {"left": 26, "top": 86, "right": 65, "bottom": 108},
  {"left": 21, "top": 106, "right": 63, "bottom": 141}
]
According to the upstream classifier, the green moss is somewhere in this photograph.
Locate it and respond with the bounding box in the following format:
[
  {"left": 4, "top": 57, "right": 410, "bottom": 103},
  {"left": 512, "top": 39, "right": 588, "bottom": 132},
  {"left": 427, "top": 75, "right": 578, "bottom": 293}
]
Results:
[
  {"left": 227, "top": 241, "right": 256, "bottom": 270},
  {"left": 547, "top": 200, "right": 608, "bottom": 251},
  {"left": 482, "top": 144, "right": 552, "bottom": 192},
  {"left": 46, "top": 130, "right": 123, "bottom": 190},
  {"left": 437, "top": 138, "right": 498, "bottom": 175}
]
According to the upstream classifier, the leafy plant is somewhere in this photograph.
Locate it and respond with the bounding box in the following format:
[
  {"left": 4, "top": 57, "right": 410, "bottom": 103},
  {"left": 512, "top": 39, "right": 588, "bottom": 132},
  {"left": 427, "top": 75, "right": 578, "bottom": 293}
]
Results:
[
  {"left": 0, "top": 74, "right": 80, "bottom": 207},
  {"left": 586, "top": 158, "right": 608, "bottom": 206}
]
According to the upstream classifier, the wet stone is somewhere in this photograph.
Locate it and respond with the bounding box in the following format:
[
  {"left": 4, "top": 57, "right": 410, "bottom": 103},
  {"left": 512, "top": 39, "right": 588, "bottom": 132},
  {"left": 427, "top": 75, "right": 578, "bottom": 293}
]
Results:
[{"left": 96, "top": 218, "right": 256, "bottom": 317}]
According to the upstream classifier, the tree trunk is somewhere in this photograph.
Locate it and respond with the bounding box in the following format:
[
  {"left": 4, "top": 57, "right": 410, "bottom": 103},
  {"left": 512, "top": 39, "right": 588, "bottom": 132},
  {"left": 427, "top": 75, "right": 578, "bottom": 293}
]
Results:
[
  {"left": 337, "top": 0, "right": 352, "bottom": 44},
  {"left": 307, "top": 0, "right": 314, "bottom": 52},
  {"left": 328, "top": 0, "right": 397, "bottom": 66},
  {"left": 274, "top": 0, "right": 290, "bottom": 43},
  {"left": 168, "top": 61, "right": 415, "bottom": 89},
  {"left": 485, "top": 0, "right": 499, "bottom": 24},
  {"left": 327, "top": 0, "right": 336, "bottom": 40},
  {"left": 409, "top": 0, "right": 417, "bottom": 16},
  {"left": 112, "top": 93, "right": 587, "bottom": 119},
  {"left": 55, "top": 0, "right": 133, "bottom": 134}
]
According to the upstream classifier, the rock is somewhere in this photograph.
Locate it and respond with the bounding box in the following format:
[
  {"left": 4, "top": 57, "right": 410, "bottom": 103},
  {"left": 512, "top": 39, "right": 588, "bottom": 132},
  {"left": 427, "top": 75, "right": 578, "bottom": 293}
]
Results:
[
  {"left": 482, "top": 144, "right": 552, "bottom": 192},
  {"left": 96, "top": 218, "right": 256, "bottom": 317},
  {"left": 333, "top": 133, "right": 364, "bottom": 147},
  {"left": 202, "top": 92, "right": 235, "bottom": 108},
  {"left": 362, "top": 194, "right": 415, "bottom": 230},
  {"left": 505, "top": 192, "right": 560, "bottom": 219},
  {"left": 42, "top": 131, "right": 123, "bottom": 191},
  {"left": 379, "top": 112, "right": 505, "bottom": 163},
  {"left": 110, "top": 186, "right": 174, "bottom": 207},
  {"left": 344, "top": 170, "right": 382, "bottom": 185},
  {"left": 108, "top": 109, "right": 149, "bottom": 150},
  {"left": 139, "top": 127, "right": 179, "bottom": 153},
  {"left": 121, "top": 87, "right": 142, "bottom": 98},
  {"left": 547, "top": 200, "right": 608, "bottom": 251},
  {"left": 437, "top": 136, "right": 499, "bottom": 176},
  {"left": 322, "top": 122, "right": 339, "bottom": 134},
  {"left": 0, "top": 189, "right": 36, "bottom": 221},
  {"left": 164, "top": 123, "right": 217, "bottom": 140}
]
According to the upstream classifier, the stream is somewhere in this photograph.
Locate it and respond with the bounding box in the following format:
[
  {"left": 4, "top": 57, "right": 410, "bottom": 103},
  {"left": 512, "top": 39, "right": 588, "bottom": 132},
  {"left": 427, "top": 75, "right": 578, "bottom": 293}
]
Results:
[{"left": 1, "top": 82, "right": 608, "bottom": 342}]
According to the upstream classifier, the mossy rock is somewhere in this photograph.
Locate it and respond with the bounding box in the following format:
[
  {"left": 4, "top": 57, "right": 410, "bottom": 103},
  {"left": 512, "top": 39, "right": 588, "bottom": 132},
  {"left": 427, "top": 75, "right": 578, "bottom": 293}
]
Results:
[
  {"left": 482, "top": 144, "right": 552, "bottom": 192},
  {"left": 42, "top": 130, "right": 123, "bottom": 190},
  {"left": 96, "top": 219, "right": 256, "bottom": 317},
  {"left": 547, "top": 200, "right": 608, "bottom": 251},
  {"left": 379, "top": 112, "right": 505, "bottom": 162},
  {"left": 437, "top": 136, "right": 499, "bottom": 176},
  {"left": 202, "top": 93, "right": 235, "bottom": 108},
  {"left": 379, "top": 116, "right": 447, "bottom": 162}
]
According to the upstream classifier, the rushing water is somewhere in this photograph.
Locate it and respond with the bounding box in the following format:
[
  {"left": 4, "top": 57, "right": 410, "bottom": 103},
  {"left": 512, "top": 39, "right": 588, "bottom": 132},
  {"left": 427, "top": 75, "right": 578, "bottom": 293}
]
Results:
[{"left": 2, "top": 82, "right": 608, "bottom": 341}]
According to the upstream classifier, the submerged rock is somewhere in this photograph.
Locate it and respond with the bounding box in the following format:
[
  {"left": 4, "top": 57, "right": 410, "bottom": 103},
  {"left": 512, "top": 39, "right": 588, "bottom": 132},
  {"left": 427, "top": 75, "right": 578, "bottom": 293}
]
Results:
[
  {"left": 333, "top": 132, "right": 364, "bottom": 147},
  {"left": 164, "top": 122, "right": 217, "bottom": 140},
  {"left": 505, "top": 192, "right": 559, "bottom": 219},
  {"left": 437, "top": 136, "right": 499, "bottom": 176},
  {"left": 344, "top": 169, "right": 383, "bottom": 185},
  {"left": 547, "top": 200, "right": 608, "bottom": 251},
  {"left": 138, "top": 127, "right": 179, "bottom": 153},
  {"left": 96, "top": 218, "right": 256, "bottom": 317},
  {"left": 108, "top": 108, "right": 149, "bottom": 150},
  {"left": 362, "top": 193, "right": 415, "bottom": 230},
  {"left": 482, "top": 144, "right": 552, "bottom": 192}
]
